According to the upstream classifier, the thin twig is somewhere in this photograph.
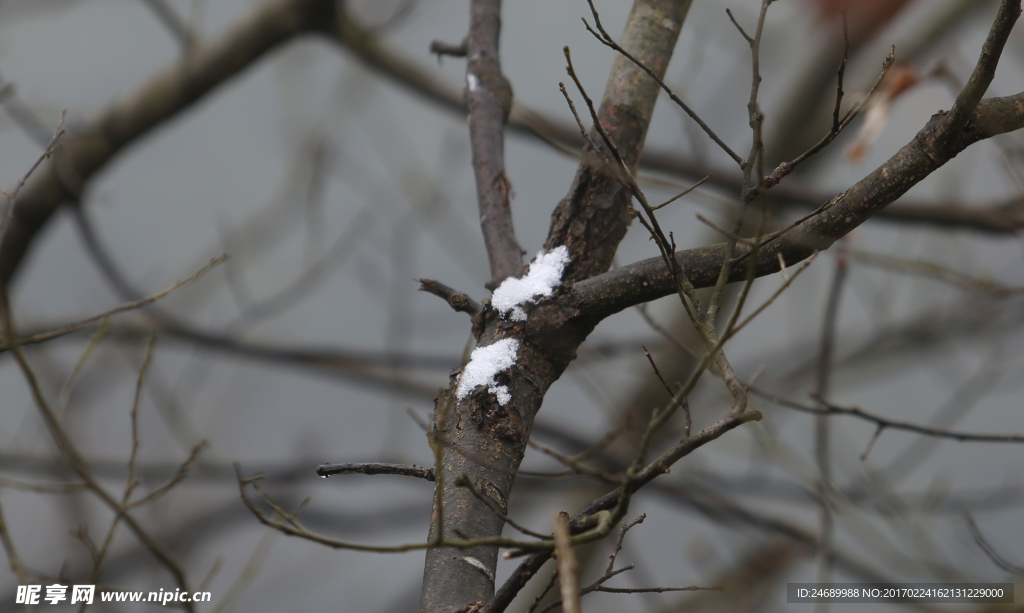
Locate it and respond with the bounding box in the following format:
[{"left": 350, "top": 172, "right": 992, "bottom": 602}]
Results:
[
  {"left": 642, "top": 347, "right": 674, "bottom": 398},
  {"left": 605, "top": 514, "right": 645, "bottom": 575},
  {"left": 750, "top": 387, "right": 1024, "bottom": 445},
  {"left": 0, "top": 496, "right": 28, "bottom": 584},
  {"left": 725, "top": 8, "right": 753, "bottom": 43},
  {"left": 1, "top": 255, "right": 227, "bottom": 351},
  {"left": 650, "top": 175, "right": 710, "bottom": 210},
  {"left": 583, "top": 0, "right": 743, "bottom": 165},
  {"left": 527, "top": 439, "right": 623, "bottom": 485},
  {"left": 963, "top": 511, "right": 1024, "bottom": 575},
  {"left": 527, "top": 570, "right": 560, "bottom": 613},
  {"left": 418, "top": 278, "right": 481, "bottom": 315},
  {"left": 0, "top": 294, "right": 196, "bottom": 612},
  {"left": 635, "top": 303, "right": 698, "bottom": 359},
  {"left": 139, "top": 0, "right": 194, "bottom": 53},
  {"left": 762, "top": 47, "right": 895, "bottom": 193},
  {"left": 675, "top": 382, "right": 692, "bottom": 437},
  {"left": 236, "top": 466, "right": 615, "bottom": 554},
  {"left": 0, "top": 113, "right": 66, "bottom": 242},
  {"left": 454, "top": 474, "right": 548, "bottom": 540},
  {"left": 847, "top": 248, "right": 1018, "bottom": 296},
  {"left": 695, "top": 213, "right": 757, "bottom": 246},
  {"left": 128, "top": 441, "right": 209, "bottom": 509}
]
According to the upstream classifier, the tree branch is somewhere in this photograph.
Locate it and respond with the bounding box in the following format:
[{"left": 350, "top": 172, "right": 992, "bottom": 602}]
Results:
[
  {"left": 465, "top": 0, "right": 523, "bottom": 284},
  {"left": 419, "top": 278, "right": 482, "bottom": 316},
  {"left": 545, "top": 0, "right": 693, "bottom": 282},
  {"left": 942, "top": 0, "right": 1021, "bottom": 145},
  {"left": 750, "top": 387, "right": 1024, "bottom": 446},
  {"left": 0, "top": 0, "right": 335, "bottom": 288},
  {"left": 422, "top": 3, "right": 694, "bottom": 611},
  {"left": 570, "top": 92, "right": 1024, "bottom": 321},
  {"left": 316, "top": 462, "right": 435, "bottom": 481},
  {"left": 326, "top": 13, "right": 1024, "bottom": 235},
  {"left": 4, "top": 0, "right": 1020, "bottom": 293}
]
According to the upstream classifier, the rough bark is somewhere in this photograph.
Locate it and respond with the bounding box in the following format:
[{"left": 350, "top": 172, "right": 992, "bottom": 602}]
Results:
[
  {"left": 419, "top": 2, "right": 691, "bottom": 611},
  {"left": 545, "top": 0, "right": 693, "bottom": 282}
]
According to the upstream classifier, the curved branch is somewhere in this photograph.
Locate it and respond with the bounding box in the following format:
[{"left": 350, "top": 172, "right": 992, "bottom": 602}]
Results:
[{"left": 0, "top": 0, "right": 335, "bottom": 288}]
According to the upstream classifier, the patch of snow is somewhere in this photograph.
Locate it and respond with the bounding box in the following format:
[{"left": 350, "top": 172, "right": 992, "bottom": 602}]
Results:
[
  {"left": 467, "top": 72, "right": 480, "bottom": 92},
  {"left": 491, "top": 246, "right": 570, "bottom": 321},
  {"left": 456, "top": 338, "right": 519, "bottom": 405}
]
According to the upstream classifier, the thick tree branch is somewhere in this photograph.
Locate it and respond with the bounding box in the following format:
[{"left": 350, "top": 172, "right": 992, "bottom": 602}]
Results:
[
  {"left": 0, "top": 0, "right": 335, "bottom": 288},
  {"left": 419, "top": 4, "right": 693, "bottom": 611},
  {"left": 545, "top": 0, "right": 692, "bottom": 282},
  {"left": 327, "top": 14, "right": 1024, "bottom": 235},
  {"left": 571, "top": 92, "right": 1024, "bottom": 321},
  {"left": 4, "top": 1, "right": 1020, "bottom": 293}
]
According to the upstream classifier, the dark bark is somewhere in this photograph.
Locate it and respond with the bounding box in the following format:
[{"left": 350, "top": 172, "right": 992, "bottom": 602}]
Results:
[
  {"left": 545, "top": 0, "right": 693, "bottom": 282},
  {"left": 419, "top": 3, "right": 691, "bottom": 611},
  {"left": 570, "top": 92, "right": 1024, "bottom": 322}
]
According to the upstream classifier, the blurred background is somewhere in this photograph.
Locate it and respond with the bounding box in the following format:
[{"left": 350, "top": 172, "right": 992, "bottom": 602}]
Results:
[{"left": 1, "top": 0, "right": 1023, "bottom": 610}]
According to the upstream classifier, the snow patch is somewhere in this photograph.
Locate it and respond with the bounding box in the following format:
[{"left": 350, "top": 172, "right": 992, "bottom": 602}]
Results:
[
  {"left": 456, "top": 338, "right": 519, "bottom": 405},
  {"left": 491, "top": 246, "right": 570, "bottom": 321},
  {"left": 467, "top": 72, "right": 480, "bottom": 92}
]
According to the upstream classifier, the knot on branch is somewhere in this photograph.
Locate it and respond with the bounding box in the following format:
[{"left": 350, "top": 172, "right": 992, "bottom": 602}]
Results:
[{"left": 419, "top": 278, "right": 481, "bottom": 316}]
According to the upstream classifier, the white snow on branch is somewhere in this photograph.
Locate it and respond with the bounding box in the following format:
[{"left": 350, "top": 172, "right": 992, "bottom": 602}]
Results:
[
  {"left": 491, "top": 245, "right": 570, "bottom": 321},
  {"left": 456, "top": 338, "right": 519, "bottom": 405}
]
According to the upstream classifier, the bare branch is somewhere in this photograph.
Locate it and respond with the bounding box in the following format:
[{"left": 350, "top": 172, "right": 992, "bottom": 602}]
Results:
[
  {"left": 0, "top": 295, "right": 196, "bottom": 611},
  {"left": 418, "top": 279, "right": 482, "bottom": 316},
  {"left": 0, "top": 0, "right": 336, "bottom": 288},
  {"left": 455, "top": 474, "right": 548, "bottom": 539},
  {"left": 0, "top": 255, "right": 226, "bottom": 351},
  {"left": 464, "top": 0, "right": 523, "bottom": 284},
  {"left": 963, "top": 512, "right": 1024, "bottom": 575},
  {"left": 725, "top": 8, "right": 753, "bottom": 43},
  {"left": 327, "top": 16, "right": 1024, "bottom": 234},
  {"left": 0, "top": 114, "right": 65, "bottom": 242},
  {"left": 571, "top": 92, "right": 1024, "bottom": 320},
  {"left": 316, "top": 462, "right": 435, "bottom": 481},
  {"left": 583, "top": 0, "right": 743, "bottom": 166},
  {"left": 750, "top": 387, "right": 1024, "bottom": 445},
  {"left": 943, "top": 0, "right": 1022, "bottom": 145}
]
